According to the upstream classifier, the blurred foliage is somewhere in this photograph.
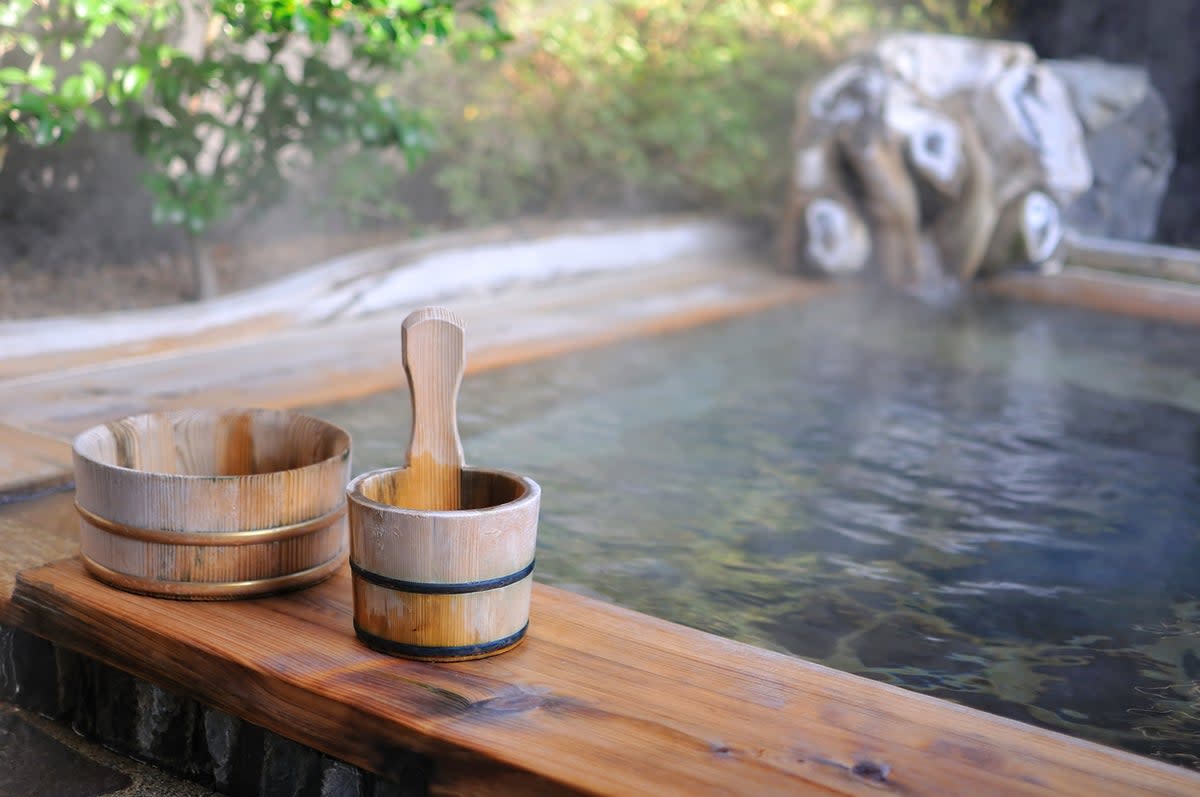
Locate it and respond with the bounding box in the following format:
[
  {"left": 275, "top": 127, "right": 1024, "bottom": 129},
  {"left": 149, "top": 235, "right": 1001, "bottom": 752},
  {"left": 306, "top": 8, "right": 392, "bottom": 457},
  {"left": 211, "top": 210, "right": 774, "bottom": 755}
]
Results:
[
  {"left": 0, "top": 0, "right": 505, "bottom": 244},
  {"left": 0, "top": 0, "right": 1005, "bottom": 265},
  {"left": 408, "top": 0, "right": 1005, "bottom": 226}
]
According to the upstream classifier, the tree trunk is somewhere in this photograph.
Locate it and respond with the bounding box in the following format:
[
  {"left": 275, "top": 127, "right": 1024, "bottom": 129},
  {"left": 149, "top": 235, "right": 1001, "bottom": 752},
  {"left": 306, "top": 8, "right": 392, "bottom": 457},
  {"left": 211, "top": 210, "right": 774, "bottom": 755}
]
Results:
[
  {"left": 934, "top": 114, "right": 1000, "bottom": 282},
  {"left": 838, "top": 123, "right": 923, "bottom": 289},
  {"left": 185, "top": 234, "right": 218, "bottom": 302}
]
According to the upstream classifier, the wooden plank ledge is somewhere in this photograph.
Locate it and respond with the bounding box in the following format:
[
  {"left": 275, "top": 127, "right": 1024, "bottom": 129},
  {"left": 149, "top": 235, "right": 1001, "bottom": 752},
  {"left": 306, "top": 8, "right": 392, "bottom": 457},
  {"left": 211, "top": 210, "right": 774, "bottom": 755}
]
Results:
[
  {"left": 0, "top": 492, "right": 77, "bottom": 623},
  {"left": 0, "top": 423, "right": 74, "bottom": 500},
  {"left": 0, "top": 263, "right": 821, "bottom": 441},
  {"left": 982, "top": 266, "right": 1200, "bottom": 326},
  {"left": 1066, "top": 232, "right": 1200, "bottom": 286},
  {"left": 12, "top": 557, "right": 1200, "bottom": 797}
]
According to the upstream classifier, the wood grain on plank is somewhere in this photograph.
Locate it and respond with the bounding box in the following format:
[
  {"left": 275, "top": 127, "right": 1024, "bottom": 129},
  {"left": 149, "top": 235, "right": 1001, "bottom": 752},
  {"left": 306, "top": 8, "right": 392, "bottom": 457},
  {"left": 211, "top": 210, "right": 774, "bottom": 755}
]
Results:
[
  {"left": 1067, "top": 233, "right": 1200, "bottom": 286},
  {"left": 0, "top": 423, "right": 73, "bottom": 499},
  {"left": 983, "top": 267, "right": 1200, "bottom": 326},
  {"left": 0, "top": 492, "right": 77, "bottom": 624},
  {"left": 12, "top": 558, "right": 1200, "bottom": 797}
]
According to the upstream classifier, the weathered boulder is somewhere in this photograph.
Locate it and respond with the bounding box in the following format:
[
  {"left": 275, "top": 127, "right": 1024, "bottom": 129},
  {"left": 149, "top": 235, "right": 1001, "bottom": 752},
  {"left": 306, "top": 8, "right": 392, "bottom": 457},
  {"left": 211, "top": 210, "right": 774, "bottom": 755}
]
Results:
[
  {"left": 1005, "top": 0, "right": 1200, "bottom": 247},
  {"left": 778, "top": 34, "right": 1174, "bottom": 293},
  {"left": 1047, "top": 59, "right": 1175, "bottom": 241}
]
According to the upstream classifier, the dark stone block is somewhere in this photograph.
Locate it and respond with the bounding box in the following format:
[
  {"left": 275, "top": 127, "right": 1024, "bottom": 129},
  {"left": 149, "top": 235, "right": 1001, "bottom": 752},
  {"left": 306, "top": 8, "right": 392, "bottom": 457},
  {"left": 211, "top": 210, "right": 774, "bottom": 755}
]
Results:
[
  {"left": 0, "top": 707, "right": 131, "bottom": 797},
  {"left": 366, "top": 762, "right": 430, "bottom": 797},
  {"left": 0, "top": 626, "right": 64, "bottom": 717},
  {"left": 258, "top": 731, "right": 323, "bottom": 797},
  {"left": 1, "top": 627, "right": 431, "bottom": 797},
  {"left": 319, "top": 760, "right": 366, "bottom": 797},
  {"left": 131, "top": 679, "right": 213, "bottom": 780},
  {"left": 226, "top": 719, "right": 267, "bottom": 797},
  {"left": 71, "top": 656, "right": 141, "bottom": 752},
  {"left": 202, "top": 705, "right": 243, "bottom": 791},
  {"left": 54, "top": 644, "right": 85, "bottom": 719},
  {"left": 0, "top": 627, "right": 17, "bottom": 703}
]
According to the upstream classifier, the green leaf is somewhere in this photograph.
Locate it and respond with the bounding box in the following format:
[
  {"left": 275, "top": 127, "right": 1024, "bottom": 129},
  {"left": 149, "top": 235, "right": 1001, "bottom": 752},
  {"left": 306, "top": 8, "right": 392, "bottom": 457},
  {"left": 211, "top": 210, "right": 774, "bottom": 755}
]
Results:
[
  {"left": 26, "top": 64, "right": 56, "bottom": 92},
  {"left": 120, "top": 64, "right": 149, "bottom": 98},
  {"left": 60, "top": 75, "right": 90, "bottom": 105},
  {"left": 81, "top": 60, "right": 106, "bottom": 88},
  {"left": 12, "top": 93, "right": 49, "bottom": 117},
  {"left": 0, "top": 1, "right": 26, "bottom": 28},
  {"left": 0, "top": 68, "right": 28, "bottom": 86}
]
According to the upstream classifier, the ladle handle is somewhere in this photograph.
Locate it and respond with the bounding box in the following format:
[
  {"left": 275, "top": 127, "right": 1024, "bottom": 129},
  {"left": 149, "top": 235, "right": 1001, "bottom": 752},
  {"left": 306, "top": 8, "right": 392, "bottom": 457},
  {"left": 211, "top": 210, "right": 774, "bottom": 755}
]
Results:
[{"left": 402, "top": 307, "right": 465, "bottom": 510}]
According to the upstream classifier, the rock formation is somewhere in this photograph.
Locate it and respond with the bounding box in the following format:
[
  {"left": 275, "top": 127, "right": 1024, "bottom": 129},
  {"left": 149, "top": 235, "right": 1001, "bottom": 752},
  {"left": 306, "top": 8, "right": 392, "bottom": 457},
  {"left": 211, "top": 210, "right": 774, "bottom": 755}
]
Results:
[{"left": 778, "top": 34, "right": 1174, "bottom": 292}]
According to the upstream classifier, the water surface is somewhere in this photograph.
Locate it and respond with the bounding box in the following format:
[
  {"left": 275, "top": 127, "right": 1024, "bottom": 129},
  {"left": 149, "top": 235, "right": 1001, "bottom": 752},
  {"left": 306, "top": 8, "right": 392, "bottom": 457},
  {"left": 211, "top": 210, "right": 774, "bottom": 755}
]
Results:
[{"left": 314, "top": 291, "right": 1200, "bottom": 768}]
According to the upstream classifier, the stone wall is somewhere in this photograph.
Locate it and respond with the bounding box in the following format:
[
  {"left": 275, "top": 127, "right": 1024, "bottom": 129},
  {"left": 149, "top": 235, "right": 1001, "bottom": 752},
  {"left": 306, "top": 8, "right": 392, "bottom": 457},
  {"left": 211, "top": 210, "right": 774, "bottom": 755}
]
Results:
[
  {"left": 0, "top": 625, "right": 427, "bottom": 797},
  {"left": 1007, "top": 0, "right": 1200, "bottom": 246}
]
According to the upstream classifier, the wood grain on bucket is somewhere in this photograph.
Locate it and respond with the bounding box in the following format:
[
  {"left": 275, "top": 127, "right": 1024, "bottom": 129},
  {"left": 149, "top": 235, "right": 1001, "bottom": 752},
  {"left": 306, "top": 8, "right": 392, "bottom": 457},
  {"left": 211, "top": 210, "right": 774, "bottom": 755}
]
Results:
[{"left": 72, "top": 409, "right": 351, "bottom": 599}]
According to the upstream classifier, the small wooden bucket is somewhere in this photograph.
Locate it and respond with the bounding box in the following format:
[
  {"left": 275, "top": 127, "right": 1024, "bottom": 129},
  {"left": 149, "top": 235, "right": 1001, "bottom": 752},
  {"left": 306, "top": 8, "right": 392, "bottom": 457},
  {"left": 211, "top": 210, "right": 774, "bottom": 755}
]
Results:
[
  {"left": 347, "top": 466, "right": 540, "bottom": 661},
  {"left": 73, "top": 408, "right": 351, "bottom": 600}
]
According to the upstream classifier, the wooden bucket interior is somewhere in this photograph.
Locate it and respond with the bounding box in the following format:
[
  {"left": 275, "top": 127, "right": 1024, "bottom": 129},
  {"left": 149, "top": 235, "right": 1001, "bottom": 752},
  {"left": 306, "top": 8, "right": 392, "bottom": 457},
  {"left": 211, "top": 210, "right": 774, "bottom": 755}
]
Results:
[
  {"left": 356, "top": 468, "right": 528, "bottom": 512},
  {"left": 74, "top": 410, "right": 349, "bottom": 477}
]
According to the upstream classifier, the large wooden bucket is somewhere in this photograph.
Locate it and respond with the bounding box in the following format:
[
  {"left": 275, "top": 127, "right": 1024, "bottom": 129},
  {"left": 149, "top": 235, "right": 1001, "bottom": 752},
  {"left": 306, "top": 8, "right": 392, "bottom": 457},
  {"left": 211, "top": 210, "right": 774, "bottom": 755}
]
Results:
[
  {"left": 73, "top": 409, "right": 351, "bottom": 599},
  {"left": 347, "top": 466, "right": 540, "bottom": 661}
]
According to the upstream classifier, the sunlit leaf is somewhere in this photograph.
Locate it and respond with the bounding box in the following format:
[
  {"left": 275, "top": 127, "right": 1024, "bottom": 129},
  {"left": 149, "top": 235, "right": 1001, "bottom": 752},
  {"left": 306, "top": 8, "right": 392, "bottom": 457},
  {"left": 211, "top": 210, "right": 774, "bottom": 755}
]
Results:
[{"left": 121, "top": 64, "right": 149, "bottom": 97}]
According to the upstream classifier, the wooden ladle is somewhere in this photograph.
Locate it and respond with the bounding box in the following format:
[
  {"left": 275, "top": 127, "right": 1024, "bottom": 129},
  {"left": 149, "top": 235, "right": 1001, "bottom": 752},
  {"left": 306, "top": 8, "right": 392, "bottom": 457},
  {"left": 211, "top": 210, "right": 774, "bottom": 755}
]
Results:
[
  {"left": 348, "top": 305, "right": 540, "bottom": 659},
  {"left": 401, "top": 306, "right": 466, "bottom": 511}
]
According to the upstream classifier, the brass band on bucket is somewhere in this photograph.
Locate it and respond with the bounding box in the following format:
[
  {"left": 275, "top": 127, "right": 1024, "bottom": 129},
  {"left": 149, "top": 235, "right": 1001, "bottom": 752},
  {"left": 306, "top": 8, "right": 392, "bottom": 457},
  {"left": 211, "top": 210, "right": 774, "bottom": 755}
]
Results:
[
  {"left": 75, "top": 501, "right": 347, "bottom": 546},
  {"left": 80, "top": 551, "right": 346, "bottom": 599},
  {"left": 348, "top": 559, "right": 535, "bottom": 595}
]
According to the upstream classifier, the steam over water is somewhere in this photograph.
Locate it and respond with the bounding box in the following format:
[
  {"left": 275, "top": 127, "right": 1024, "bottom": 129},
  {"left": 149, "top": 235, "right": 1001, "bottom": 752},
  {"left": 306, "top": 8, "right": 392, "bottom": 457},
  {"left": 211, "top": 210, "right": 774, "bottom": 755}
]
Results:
[{"left": 317, "top": 292, "right": 1200, "bottom": 768}]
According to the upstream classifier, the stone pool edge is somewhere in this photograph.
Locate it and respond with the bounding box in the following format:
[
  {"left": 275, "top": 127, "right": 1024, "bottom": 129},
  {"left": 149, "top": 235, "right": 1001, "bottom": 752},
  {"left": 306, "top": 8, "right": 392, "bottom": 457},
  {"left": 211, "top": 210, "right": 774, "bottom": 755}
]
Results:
[{"left": 0, "top": 216, "right": 825, "bottom": 498}]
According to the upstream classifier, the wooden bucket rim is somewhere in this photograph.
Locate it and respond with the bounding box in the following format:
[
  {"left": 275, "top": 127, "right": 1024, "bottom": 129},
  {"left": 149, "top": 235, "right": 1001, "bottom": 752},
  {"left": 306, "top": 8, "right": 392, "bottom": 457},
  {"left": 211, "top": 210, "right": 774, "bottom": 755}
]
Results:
[
  {"left": 72, "top": 408, "right": 351, "bottom": 482},
  {"left": 347, "top": 466, "right": 540, "bottom": 518}
]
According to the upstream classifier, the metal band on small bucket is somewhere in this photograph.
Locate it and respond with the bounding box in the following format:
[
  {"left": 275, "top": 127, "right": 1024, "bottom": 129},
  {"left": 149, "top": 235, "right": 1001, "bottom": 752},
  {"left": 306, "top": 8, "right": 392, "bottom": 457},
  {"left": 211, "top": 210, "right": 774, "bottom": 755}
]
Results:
[
  {"left": 354, "top": 621, "right": 529, "bottom": 660},
  {"left": 75, "top": 501, "right": 346, "bottom": 546},
  {"left": 349, "top": 558, "right": 535, "bottom": 595}
]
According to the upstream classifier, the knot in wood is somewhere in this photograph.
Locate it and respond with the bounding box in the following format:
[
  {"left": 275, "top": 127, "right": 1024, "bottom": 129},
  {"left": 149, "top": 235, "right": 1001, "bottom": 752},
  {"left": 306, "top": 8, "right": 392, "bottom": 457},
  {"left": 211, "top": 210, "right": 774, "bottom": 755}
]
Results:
[{"left": 852, "top": 759, "right": 891, "bottom": 783}]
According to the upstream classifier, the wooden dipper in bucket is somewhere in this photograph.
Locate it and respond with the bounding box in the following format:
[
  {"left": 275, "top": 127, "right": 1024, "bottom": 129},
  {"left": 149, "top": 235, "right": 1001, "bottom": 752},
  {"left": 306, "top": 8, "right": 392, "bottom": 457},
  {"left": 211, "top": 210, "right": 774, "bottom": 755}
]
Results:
[
  {"left": 347, "top": 307, "right": 540, "bottom": 661},
  {"left": 399, "top": 306, "right": 466, "bottom": 511}
]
